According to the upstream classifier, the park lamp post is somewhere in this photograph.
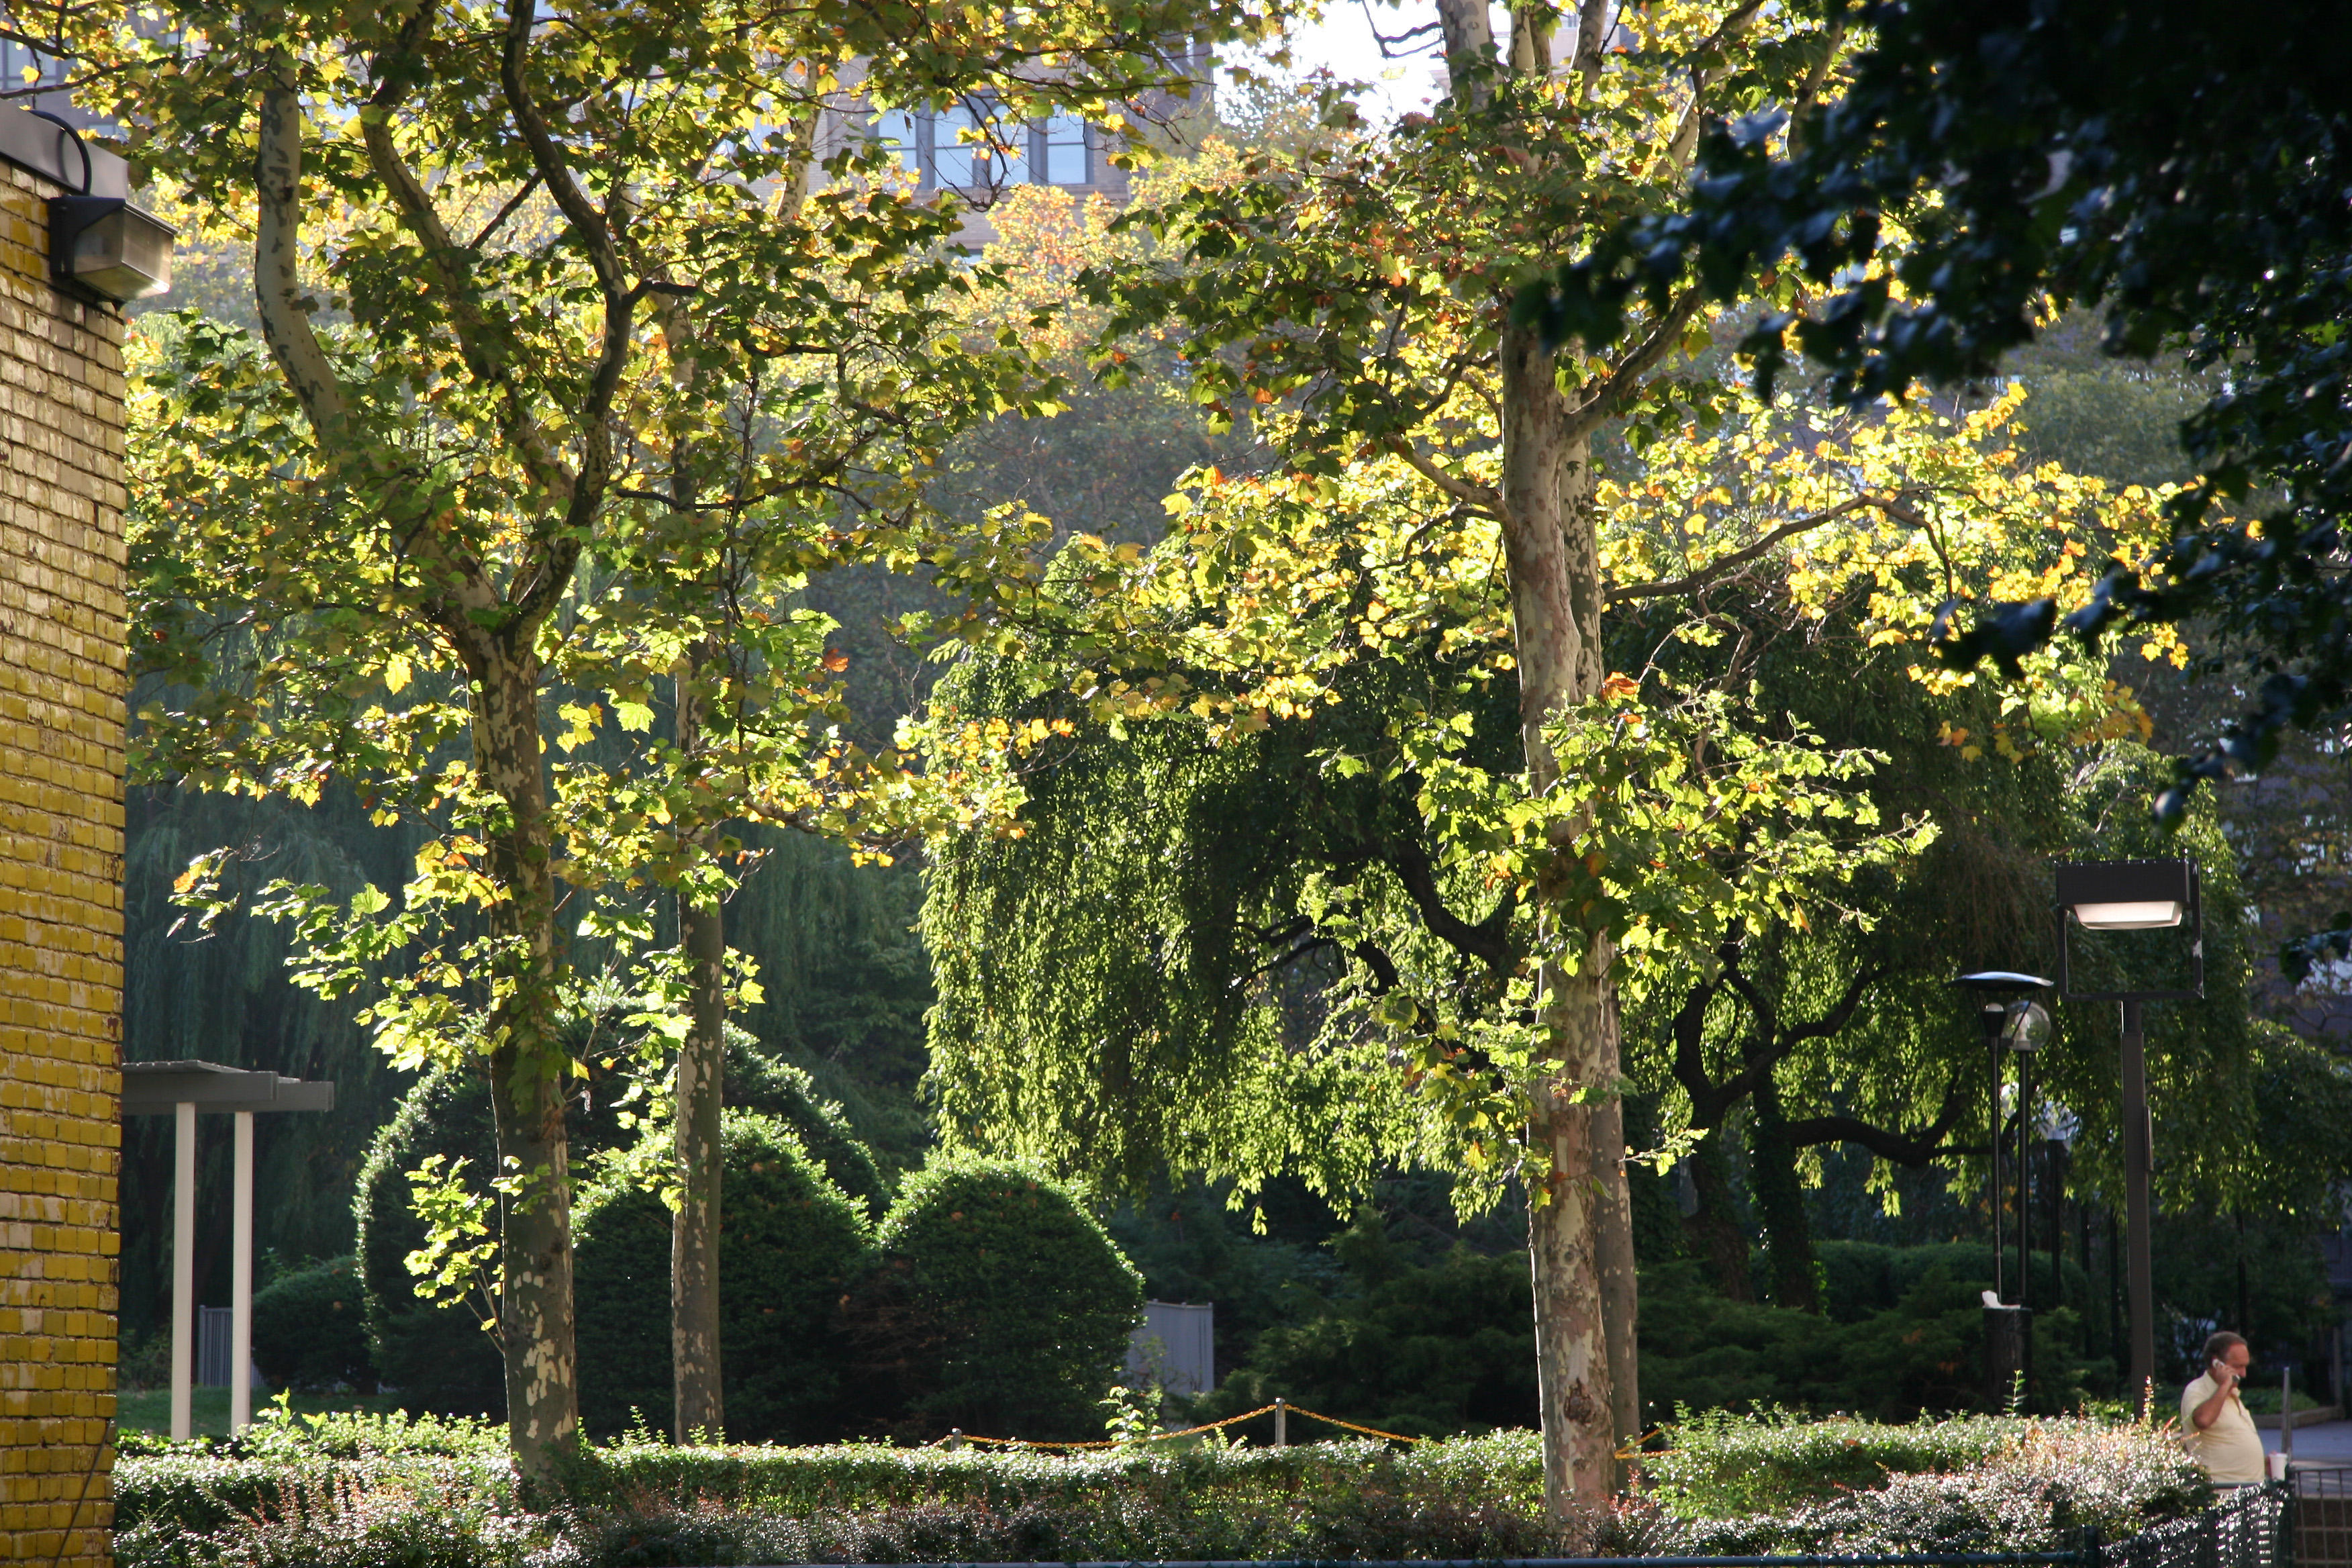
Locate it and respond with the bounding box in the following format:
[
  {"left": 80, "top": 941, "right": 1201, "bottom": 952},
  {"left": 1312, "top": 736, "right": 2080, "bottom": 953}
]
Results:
[
  {"left": 1953, "top": 970, "right": 2053, "bottom": 1408},
  {"left": 2054, "top": 857, "right": 2203, "bottom": 1412}
]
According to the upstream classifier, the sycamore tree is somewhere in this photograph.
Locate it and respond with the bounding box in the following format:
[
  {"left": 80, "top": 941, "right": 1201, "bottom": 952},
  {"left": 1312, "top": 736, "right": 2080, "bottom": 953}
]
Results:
[
  {"left": 924, "top": 233, "right": 2186, "bottom": 1496},
  {"left": 1059, "top": 0, "right": 1869, "bottom": 1506},
  {"left": 66, "top": 0, "right": 1271, "bottom": 1474}
]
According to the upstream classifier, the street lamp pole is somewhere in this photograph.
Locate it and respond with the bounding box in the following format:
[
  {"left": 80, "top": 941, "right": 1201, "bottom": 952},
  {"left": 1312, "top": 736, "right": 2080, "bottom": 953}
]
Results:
[
  {"left": 2119, "top": 995, "right": 2155, "bottom": 1404},
  {"left": 2054, "top": 857, "right": 2202, "bottom": 1416},
  {"left": 1955, "top": 973, "right": 2054, "bottom": 1410}
]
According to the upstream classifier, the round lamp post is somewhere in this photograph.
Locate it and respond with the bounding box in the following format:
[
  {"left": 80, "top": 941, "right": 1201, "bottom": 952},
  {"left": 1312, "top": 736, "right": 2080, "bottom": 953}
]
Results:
[
  {"left": 1954, "top": 971, "right": 2054, "bottom": 1408},
  {"left": 2054, "top": 858, "right": 2203, "bottom": 1410}
]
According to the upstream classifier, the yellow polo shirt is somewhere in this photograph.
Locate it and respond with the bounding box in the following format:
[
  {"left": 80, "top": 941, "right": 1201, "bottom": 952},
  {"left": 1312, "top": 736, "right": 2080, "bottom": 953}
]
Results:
[{"left": 2181, "top": 1373, "right": 2266, "bottom": 1484}]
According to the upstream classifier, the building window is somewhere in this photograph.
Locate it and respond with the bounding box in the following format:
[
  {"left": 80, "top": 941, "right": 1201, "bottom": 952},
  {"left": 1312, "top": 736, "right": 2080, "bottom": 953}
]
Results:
[
  {"left": 931, "top": 101, "right": 999, "bottom": 188},
  {"left": 1032, "top": 109, "right": 1089, "bottom": 186},
  {"left": 872, "top": 107, "right": 922, "bottom": 179},
  {"left": 869, "top": 103, "right": 1093, "bottom": 191}
]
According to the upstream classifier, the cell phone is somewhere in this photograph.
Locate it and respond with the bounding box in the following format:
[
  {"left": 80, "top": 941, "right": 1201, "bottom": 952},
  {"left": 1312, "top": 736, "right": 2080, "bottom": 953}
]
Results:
[{"left": 2212, "top": 1359, "right": 2234, "bottom": 1381}]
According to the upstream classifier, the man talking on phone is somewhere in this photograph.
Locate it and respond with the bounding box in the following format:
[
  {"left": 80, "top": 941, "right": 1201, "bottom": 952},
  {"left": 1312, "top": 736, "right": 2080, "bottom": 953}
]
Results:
[{"left": 2182, "top": 1331, "right": 2265, "bottom": 1485}]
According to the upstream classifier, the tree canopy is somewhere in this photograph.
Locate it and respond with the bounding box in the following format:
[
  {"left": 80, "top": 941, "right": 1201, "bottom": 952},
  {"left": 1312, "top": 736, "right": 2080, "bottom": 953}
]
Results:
[{"left": 1528, "top": 1, "right": 2352, "bottom": 828}]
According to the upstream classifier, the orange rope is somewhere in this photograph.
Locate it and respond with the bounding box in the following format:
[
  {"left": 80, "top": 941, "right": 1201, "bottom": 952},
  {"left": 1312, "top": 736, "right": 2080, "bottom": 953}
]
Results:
[{"left": 924, "top": 1401, "right": 1423, "bottom": 1450}]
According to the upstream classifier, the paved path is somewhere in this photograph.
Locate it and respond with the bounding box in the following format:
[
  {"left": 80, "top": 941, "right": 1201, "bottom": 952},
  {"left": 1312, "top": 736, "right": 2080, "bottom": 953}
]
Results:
[{"left": 2265, "top": 1420, "right": 2352, "bottom": 1465}]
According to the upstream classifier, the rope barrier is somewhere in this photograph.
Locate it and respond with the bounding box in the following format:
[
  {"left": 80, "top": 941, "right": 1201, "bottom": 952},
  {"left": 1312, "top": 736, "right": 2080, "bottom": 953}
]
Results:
[{"left": 923, "top": 1401, "right": 1423, "bottom": 1451}]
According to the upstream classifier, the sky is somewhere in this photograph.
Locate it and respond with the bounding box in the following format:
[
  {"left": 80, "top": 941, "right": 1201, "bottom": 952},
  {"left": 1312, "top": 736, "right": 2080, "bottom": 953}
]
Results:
[{"left": 1221, "top": 1, "right": 1501, "bottom": 126}]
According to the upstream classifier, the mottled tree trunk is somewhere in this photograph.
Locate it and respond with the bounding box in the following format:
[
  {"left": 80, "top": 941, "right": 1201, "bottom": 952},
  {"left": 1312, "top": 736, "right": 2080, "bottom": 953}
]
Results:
[
  {"left": 672, "top": 662, "right": 726, "bottom": 1440},
  {"left": 1591, "top": 1007, "right": 1642, "bottom": 1449},
  {"left": 1749, "top": 1069, "right": 1820, "bottom": 1312},
  {"left": 475, "top": 652, "right": 578, "bottom": 1483},
  {"left": 1500, "top": 318, "right": 1625, "bottom": 1518}
]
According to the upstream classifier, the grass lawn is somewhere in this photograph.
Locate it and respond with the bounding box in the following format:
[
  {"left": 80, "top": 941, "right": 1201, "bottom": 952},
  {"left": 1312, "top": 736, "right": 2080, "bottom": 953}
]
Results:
[{"left": 117, "top": 1385, "right": 413, "bottom": 1436}]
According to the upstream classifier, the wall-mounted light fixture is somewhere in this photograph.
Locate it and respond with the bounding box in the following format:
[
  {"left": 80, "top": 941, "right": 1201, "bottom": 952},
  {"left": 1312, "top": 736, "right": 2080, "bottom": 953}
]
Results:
[
  {"left": 34, "top": 110, "right": 174, "bottom": 304},
  {"left": 50, "top": 194, "right": 176, "bottom": 302}
]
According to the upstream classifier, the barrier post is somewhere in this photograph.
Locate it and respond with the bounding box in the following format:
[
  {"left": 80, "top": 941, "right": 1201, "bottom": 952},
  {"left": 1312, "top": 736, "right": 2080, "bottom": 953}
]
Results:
[{"left": 1273, "top": 1398, "right": 1287, "bottom": 1448}]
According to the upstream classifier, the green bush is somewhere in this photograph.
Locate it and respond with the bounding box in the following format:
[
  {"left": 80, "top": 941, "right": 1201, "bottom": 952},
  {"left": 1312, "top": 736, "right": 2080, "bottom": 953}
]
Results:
[
  {"left": 354, "top": 1069, "right": 509, "bottom": 1416},
  {"left": 573, "top": 1112, "right": 871, "bottom": 1442},
  {"left": 1189, "top": 1244, "right": 1536, "bottom": 1438},
  {"left": 111, "top": 1416, "right": 2223, "bottom": 1568},
  {"left": 356, "top": 1036, "right": 881, "bottom": 1418},
  {"left": 1637, "top": 1254, "right": 2106, "bottom": 1422},
  {"left": 115, "top": 1430, "right": 1558, "bottom": 1565},
  {"left": 720, "top": 1039, "right": 889, "bottom": 1219},
  {"left": 251, "top": 1256, "right": 377, "bottom": 1393},
  {"left": 848, "top": 1158, "right": 1144, "bottom": 1442},
  {"left": 1638, "top": 1412, "right": 2212, "bottom": 1553}
]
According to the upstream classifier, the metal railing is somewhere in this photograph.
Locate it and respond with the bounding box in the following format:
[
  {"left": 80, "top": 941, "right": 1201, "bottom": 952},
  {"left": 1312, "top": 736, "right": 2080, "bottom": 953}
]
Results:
[
  {"left": 2291, "top": 1467, "right": 2352, "bottom": 1568},
  {"left": 2093, "top": 1482, "right": 2286, "bottom": 1568}
]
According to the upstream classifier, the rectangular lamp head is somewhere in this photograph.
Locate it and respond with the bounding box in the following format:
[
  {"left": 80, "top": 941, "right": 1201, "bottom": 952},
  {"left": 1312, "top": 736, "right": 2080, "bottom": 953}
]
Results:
[
  {"left": 48, "top": 195, "right": 175, "bottom": 303},
  {"left": 2055, "top": 859, "right": 2192, "bottom": 931}
]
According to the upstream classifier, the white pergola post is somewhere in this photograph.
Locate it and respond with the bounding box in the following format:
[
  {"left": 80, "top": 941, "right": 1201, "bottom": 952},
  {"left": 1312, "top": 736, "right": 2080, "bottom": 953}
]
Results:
[
  {"left": 230, "top": 1109, "right": 254, "bottom": 1432},
  {"left": 170, "top": 1099, "right": 195, "bottom": 1442},
  {"left": 126, "top": 1061, "right": 336, "bottom": 1442}
]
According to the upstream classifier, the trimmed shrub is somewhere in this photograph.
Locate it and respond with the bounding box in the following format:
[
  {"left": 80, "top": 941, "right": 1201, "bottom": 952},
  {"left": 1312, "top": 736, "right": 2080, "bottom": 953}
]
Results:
[
  {"left": 354, "top": 1069, "right": 509, "bottom": 1416},
  {"left": 849, "top": 1158, "right": 1144, "bottom": 1442},
  {"left": 1642, "top": 1413, "right": 2212, "bottom": 1553},
  {"left": 357, "top": 1036, "right": 881, "bottom": 1418},
  {"left": 252, "top": 1256, "right": 377, "bottom": 1393},
  {"left": 719, "top": 1036, "right": 888, "bottom": 1220},
  {"left": 573, "top": 1112, "right": 871, "bottom": 1442},
  {"left": 111, "top": 1418, "right": 2216, "bottom": 1567},
  {"left": 117, "top": 1431, "right": 1557, "bottom": 1565}
]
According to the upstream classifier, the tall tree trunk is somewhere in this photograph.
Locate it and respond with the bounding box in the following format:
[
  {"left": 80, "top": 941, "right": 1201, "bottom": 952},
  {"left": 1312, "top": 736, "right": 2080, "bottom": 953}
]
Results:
[
  {"left": 672, "top": 660, "right": 726, "bottom": 1440},
  {"left": 1591, "top": 988, "right": 1642, "bottom": 1453},
  {"left": 475, "top": 652, "right": 579, "bottom": 1483},
  {"left": 1683, "top": 1126, "right": 1753, "bottom": 1300},
  {"left": 1500, "top": 319, "right": 1622, "bottom": 1519},
  {"left": 1749, "top": 1069, "right": 1820, "bottom": 1312}
]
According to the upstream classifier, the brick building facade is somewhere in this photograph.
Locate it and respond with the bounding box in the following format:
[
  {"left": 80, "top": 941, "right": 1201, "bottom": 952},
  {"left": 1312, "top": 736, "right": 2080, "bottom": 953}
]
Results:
[{"left": 0, "top": 112, "right": 132, "bottom": 1568}]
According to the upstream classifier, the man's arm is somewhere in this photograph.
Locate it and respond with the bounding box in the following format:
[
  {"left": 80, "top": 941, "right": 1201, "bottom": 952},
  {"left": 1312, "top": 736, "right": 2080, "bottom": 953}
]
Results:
[{"left": 2192, "top": 1368, "right": 2237, "bottom": 1430}]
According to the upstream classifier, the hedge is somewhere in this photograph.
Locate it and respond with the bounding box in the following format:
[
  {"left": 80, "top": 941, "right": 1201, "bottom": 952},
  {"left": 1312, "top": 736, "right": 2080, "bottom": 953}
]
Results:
[
  {"left": 251, "top": 1255, "right": 377, "bottom": 1392},
  {"left": 847, "top": 1157, "right": 1145, "bottom": 1442},
  {"left": 1633, "top": 1412, "right": 2212, "bottom": 1552},
  {"left": 357, "top": 1034, "right": 883, "bottom": 1417},
  {"left": 113, "top": 1410, "right": 2217, "bottom": 1568},
  {"left": 113, "top": 1432, "right": 1557, "bottom": 1567},
  {"left": 574, "top": 1112, "right": 871, "bottom": 1442}
]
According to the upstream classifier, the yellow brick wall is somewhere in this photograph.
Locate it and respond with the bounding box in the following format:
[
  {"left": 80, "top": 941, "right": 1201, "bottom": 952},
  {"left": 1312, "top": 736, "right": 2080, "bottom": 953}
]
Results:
[{"left": 0, "top": 157, "right": 129, "bottom": 1568}]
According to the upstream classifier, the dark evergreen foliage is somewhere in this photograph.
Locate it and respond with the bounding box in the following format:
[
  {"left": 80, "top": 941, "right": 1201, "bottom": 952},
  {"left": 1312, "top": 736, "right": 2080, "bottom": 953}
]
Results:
[
  {"left": 354, "top": 1037, "right": 877, "bottom": 1416},
  {"left": 1530, "top": 1, "right": 2352, "bottom": 818},
  {"left": 119, "top": 782, "right": 430, "bottom": 1341},
  {"left": 848, "top": 1160, "right": 1144, "bottom": 1442},
  {"left": 572, "top": 1112, "right": 871, "bottom": 1442},
  {"left": 250, "top": 1255, "right": 377, "bottom": 1392}
]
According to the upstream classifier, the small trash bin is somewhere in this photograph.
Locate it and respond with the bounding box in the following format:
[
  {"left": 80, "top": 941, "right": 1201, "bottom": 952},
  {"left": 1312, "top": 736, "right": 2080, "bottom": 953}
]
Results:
[{"left": 1984, "top": 1302, "right": 2032, "bottom": 1409}]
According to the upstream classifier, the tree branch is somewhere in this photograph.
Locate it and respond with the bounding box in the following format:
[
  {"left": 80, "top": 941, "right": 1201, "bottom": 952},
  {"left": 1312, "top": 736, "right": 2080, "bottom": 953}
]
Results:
[
  {"left": 1784, "top": 1077, "right": 1973, "bottom": 1167},
  {"left": 253, "top": 70, "right": 348, "bottom": 438},
  {"left": 498, "top": 0, "right": 635, "bottom": 622},
  {"left": 1562, "top": 285, "right": 1704, "bottom": 443},
  {"left": 1385, "top": 832, "right": 1518, "bottom": 975},
  {"left": 1607, "top": 495, "right": 1883, "bottom": 604},
  {"left": 1665, "top": 1, "right": 1767, "bottom": 175},
  {"left": 1391, "top": 438, "right": 1504, "bottom": 517},
  {"left": 1570, "top": 0, "right": 1614, "bottom": 103}
]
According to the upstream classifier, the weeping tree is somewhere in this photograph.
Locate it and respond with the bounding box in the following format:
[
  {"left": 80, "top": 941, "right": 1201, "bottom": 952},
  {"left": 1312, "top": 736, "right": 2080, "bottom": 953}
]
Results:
[
  {"left": 68, "top": 0, "right": 1263, "bottom": 1474},
  {"left": 926, "top": 356, "right": 2186, "bottom": 1504}
]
